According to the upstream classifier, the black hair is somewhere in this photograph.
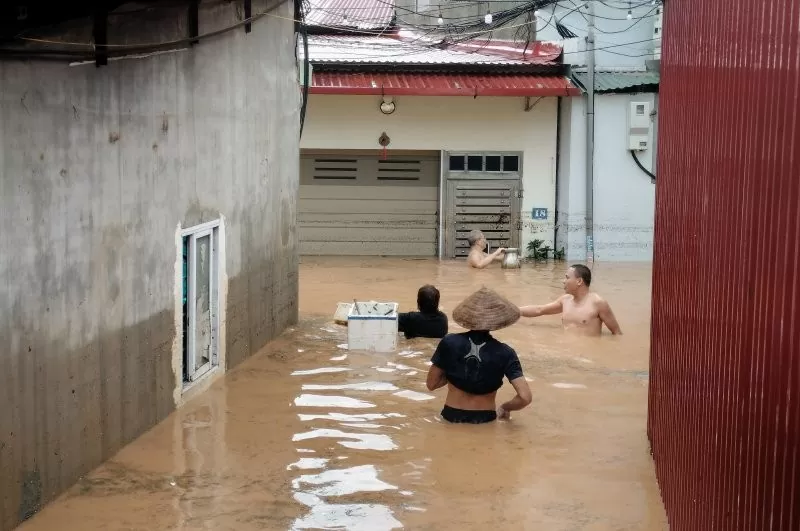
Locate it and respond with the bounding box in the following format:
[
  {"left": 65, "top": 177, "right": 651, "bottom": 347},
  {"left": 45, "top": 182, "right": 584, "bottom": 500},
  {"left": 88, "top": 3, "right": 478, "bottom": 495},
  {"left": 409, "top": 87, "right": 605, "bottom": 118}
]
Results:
[
  {"left": 570, "top": 264, "right": 592, "bottom": 287},
  {"left": 417, "top": 284, "right": 440, "bottom": 314}
]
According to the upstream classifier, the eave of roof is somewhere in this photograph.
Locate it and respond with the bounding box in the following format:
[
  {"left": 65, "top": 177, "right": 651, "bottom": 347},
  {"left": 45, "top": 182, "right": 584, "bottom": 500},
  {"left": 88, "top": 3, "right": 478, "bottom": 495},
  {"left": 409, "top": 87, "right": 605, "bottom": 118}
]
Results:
[
  {"left": 570, "top": 70, "right": 660, "bottom": 93},
  {"left": 309, "top": 71, "right": 582, "bottom": 97}
]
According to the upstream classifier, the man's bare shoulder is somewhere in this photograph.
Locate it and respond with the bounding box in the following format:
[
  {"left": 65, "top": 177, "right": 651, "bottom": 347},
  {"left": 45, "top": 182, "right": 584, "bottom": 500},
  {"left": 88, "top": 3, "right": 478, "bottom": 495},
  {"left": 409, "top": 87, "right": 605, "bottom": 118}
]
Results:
[
  {"left": 590, "top": 292, "right": 610, "bottom": 307},
  {"left": 466, "top": 251, "right": 484, "bottom": 268},
  {"left": 555, "top": 294, "right": 572, "bottom": 306}
]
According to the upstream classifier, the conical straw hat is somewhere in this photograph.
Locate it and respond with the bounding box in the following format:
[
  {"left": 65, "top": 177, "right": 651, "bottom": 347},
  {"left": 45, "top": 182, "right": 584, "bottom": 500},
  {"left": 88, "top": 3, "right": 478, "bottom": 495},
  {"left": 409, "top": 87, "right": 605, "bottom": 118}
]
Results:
[{"left": 452, "top": 287, "right": 520, "bottom": 331}]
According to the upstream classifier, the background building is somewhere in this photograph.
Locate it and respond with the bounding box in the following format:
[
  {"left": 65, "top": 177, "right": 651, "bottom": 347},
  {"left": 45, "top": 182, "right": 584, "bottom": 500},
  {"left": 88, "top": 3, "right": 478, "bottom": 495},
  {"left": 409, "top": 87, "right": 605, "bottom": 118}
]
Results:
[{"left": 300, "top": 0, "right": 662, "bottom": 261}]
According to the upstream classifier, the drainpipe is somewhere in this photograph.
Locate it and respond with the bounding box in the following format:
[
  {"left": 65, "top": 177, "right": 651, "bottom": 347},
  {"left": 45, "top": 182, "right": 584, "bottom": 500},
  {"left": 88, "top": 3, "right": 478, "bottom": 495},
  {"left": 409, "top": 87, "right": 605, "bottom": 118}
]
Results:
[
  {"left": 585, "top": 1, "right": 595, "bottom": 263},
  {"left": 554, "top": 96, "right": 562, "bottom": 252},
  {"left": 438, "top": 150, "right": 445, "bottom": 258}
]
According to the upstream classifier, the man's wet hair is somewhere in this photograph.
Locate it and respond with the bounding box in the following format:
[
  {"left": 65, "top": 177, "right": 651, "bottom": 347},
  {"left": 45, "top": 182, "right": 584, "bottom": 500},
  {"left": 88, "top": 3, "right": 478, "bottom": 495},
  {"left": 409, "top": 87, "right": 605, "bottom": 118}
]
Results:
[
  {"left": 417, "top": 284, "right": 440, "bottom": 314},
  {"left": 570, "top": 264, "right": 592, "bottom": 287},
  {"left": 467, "top": 229, "right": 484, "bottom": 247}
]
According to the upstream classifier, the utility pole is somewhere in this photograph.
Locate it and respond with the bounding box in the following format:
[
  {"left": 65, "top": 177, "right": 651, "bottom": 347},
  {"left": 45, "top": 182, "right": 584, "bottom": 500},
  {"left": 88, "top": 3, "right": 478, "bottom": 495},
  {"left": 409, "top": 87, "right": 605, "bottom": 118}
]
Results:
[{"left": 585, "top": 0, "right": 596, "bottom": 263}]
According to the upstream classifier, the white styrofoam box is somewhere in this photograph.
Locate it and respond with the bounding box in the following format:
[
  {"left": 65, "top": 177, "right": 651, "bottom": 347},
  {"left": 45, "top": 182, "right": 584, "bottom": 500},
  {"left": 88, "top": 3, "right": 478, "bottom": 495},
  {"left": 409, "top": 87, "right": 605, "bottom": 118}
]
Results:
[
  {"left": 347, "top": 301, "right": 399, "bottom": 352},
  {"left": 333, "top": 302, "right": 353, "bottom": 325}
]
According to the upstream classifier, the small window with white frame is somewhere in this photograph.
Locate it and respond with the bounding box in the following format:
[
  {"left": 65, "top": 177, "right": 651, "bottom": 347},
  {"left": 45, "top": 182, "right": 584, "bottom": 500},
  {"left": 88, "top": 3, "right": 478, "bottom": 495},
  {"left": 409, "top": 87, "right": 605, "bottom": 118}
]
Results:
[{"left": 181, "top": 219, "right": 221, "bottom": 387}]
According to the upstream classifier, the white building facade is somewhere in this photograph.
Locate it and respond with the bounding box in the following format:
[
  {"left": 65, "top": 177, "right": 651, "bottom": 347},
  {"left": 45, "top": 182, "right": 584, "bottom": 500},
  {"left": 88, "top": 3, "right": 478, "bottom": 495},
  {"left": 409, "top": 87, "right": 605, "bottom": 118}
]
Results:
[
  {"left": 539, "top": 1, "right": 662, "bottom": 261},
  {"left": 299, "top": 34, "right": 580, "bottom": 258}
]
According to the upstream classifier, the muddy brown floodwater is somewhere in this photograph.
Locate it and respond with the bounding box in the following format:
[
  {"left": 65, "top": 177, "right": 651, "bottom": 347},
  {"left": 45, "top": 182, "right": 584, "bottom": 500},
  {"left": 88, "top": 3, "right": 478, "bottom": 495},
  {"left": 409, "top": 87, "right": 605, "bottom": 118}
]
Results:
[{"left": 19, "top": 257, "right": 667, "bottom": 531}]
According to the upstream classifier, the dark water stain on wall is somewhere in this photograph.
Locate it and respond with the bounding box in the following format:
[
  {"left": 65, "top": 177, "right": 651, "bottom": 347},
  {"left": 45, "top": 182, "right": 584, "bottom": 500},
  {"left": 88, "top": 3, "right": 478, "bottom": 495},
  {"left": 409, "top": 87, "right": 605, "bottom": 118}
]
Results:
[
  {"left": 16, "top": 469, "right": 41, "bottom": 523},
  {"left": 0, "top": 310, "right": 175, "bottom": 531},
  {"left": 226, "top": 265, "right": 299, "bottom": 370}
]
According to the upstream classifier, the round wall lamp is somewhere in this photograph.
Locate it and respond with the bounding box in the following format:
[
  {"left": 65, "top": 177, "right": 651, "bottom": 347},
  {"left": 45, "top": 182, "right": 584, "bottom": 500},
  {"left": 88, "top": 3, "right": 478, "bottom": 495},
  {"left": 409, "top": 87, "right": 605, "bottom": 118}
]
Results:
[{"left": 380, "top": 96, "right": 396, "bottom": 115}]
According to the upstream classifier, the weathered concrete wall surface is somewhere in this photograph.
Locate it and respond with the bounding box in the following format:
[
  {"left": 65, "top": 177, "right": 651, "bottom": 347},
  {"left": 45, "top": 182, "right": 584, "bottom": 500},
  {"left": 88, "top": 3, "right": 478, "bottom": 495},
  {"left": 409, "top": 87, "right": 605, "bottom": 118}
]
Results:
[{"left": 0, "top": 1, "right": 300, "bottom": 529}]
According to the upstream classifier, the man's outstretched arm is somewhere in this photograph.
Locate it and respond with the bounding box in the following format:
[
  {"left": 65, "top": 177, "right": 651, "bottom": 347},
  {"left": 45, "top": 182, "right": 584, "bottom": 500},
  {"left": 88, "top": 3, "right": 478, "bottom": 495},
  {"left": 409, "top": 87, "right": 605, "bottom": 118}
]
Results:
[{"left": 519, "top": 297, "right": 564, "bottom": 318}]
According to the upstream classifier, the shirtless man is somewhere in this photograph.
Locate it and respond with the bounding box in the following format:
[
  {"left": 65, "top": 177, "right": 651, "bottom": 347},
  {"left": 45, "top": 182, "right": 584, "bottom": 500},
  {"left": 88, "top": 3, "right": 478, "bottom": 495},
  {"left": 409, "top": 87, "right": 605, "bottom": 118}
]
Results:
[
  {"left": 466, "top": 230, "right": 505, "bottom": 269},
  {"left": 518, "top": 264, "right": 622, "bottom": 336}
]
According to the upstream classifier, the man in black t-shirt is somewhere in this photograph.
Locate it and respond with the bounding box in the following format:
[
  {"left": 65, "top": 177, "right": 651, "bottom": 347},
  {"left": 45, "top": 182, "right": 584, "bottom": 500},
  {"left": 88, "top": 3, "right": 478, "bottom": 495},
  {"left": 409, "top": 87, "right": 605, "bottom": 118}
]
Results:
[{"left": 397, "top": 285, "right": 448, "bottom": 339}]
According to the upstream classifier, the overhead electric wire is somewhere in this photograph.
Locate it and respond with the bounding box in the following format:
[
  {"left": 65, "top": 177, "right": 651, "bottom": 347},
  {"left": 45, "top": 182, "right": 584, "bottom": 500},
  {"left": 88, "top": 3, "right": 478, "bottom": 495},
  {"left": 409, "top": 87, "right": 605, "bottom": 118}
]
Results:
[
  {"left": 301, "top": 35, "right": 660, "bottom": 63},
  {"left": 6, "top": 0, "right": 661, "bottom": 63},
  {"left": 576, "top": 5, "right": 660, "bottom": 33}
]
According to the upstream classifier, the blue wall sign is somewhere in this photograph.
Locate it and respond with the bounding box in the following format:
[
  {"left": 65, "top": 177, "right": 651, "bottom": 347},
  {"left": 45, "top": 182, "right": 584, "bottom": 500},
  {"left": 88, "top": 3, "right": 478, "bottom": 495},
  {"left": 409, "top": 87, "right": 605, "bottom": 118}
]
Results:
[{"left": 532, "top": 208, "right": 548, "bottom": 220}]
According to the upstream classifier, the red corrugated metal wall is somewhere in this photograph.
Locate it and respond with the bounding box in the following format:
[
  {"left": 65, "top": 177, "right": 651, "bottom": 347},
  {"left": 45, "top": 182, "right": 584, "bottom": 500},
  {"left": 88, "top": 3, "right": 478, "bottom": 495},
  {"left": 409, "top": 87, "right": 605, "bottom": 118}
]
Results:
[{"left": 649, "top": 0, "right": 800, "bottom": 529}]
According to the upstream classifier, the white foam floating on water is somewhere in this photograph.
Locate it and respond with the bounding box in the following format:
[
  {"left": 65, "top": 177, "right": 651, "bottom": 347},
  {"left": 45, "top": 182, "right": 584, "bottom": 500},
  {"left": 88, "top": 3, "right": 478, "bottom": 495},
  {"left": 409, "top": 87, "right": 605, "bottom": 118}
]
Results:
[
  {"left": 294, "top": 394, "right": 376, "bottom": 409},
  {"left": 551, "top": 383, "right": 588, "bottom": 389},
  {"left": 392, "top": 390, "right": 435, "bottom": 401},
  {"left": 337, "top": 343, "right": 349, "bottom": 350},
  {"left": 287, "top": 458, "right": 330, "bottom": 471},
  {"left": 404, "top": 371, "right": 418, "bottom": 376},
  {"left": 296, "top": 449, "right": 316, "bottom": 453},
  {"left": 301, "top": 382, "right": 400, "bottom": 392},
  {"left": 398, "top": 350, "right": 424, "bottom": 358},
  {"left": 575, "top": 357, "right": 593, "bottom": 364},
  {"left": 292, "top": 367, "right": 351, "bottom": 376},
  {"left": 292, "top": 464, "right": 398, "bottom": 497},
  {"left": 330, "top": 354, "right": 348, "bottom": 361},
  {"left": 291, "top": 494, "right": 402, "bottom": 531},
  {"left": 292, "top": 429, "right": 398, "bottom": 451},
  {"left": 298, "top": 412, "right": 406, "bottom": 422},
  {"left": 339, "top": 422, "right": 387, "bottom": 429}
]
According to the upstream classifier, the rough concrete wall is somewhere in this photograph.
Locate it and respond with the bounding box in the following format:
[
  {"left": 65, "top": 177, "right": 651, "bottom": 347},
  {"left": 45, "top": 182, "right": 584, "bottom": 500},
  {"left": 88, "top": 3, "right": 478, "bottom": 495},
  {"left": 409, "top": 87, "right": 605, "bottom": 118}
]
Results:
[{"left": 0, "top": 1, "right": 300, "bottom": 529}]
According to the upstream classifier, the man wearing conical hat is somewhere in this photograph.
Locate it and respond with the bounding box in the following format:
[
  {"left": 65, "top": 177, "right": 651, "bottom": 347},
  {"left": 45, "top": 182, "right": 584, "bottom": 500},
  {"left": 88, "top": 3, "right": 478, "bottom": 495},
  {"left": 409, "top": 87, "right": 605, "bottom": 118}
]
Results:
[{"left": 425, "top": 287, "right": 532, "bottom": 423}]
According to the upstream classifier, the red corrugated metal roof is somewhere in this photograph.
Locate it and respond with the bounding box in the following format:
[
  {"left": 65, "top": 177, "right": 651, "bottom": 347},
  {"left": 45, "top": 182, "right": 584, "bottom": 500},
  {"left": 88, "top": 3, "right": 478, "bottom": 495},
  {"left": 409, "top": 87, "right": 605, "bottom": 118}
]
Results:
[
  {"left": 310, "top": 72, "right": 581, "bottom": 96},
  {"left": 304, "top": 0, "right": 394, "bottom": 31}
]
